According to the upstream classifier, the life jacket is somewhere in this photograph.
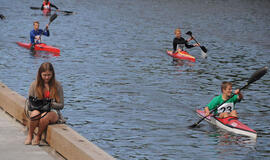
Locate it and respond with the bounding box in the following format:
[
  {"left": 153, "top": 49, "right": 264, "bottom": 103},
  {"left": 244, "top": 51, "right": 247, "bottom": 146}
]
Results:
[{"left": 43, "top": 1, "right": 51, "bottom": 10}]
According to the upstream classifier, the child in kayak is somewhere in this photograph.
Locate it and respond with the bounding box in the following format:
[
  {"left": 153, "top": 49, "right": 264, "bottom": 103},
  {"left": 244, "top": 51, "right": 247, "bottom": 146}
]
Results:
[
  {"left": 204, "top": 81, "right": 243, "bottom": 118},
  {"left": 30, "top": 21, "right": 50, "bottom": 51},
  {"left": 173, "top": 28, "right": 199, "bottom": 53},
  {"left": 41, "top": 0, "right": 59, "bottom": 11}
]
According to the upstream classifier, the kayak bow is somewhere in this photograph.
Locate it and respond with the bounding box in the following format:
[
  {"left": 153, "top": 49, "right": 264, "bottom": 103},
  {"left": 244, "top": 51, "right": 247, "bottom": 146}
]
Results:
[
  {"left": 196, "top": 109, "right": 257, "bottom": 139},
  {"left": 167, "top": 50, "right": 196, "bottom": 62},
  {"left": 16, "top": 42, "right": 60, "bottom": 54}
]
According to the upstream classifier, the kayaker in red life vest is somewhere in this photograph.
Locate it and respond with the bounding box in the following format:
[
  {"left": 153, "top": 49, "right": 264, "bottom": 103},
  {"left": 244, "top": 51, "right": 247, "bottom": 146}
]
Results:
[
  {"left": 41, "top": 0, "right": 59, "bottom": 11},
  {"left": 204, "top": 81, "right": 243, "bottom": 118},
  {"left": 30, "top": 21, "right": 50, "bottom": 51},
  {"left": 173, "top": 28, "right": 199, "bottom": 53}
]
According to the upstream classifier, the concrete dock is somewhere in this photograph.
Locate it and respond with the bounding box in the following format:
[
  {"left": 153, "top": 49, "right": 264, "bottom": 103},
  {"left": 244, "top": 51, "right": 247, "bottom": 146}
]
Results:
[{"left": 0, "top": 108, "right": 63, "bottom": 160}]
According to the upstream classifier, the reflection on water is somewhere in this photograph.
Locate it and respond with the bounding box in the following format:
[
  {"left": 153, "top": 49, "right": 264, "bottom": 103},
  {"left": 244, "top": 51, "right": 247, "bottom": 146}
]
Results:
[
  {"left": 30, "top": 51, "right": 60, "bottom": 58},
  {"left": 211, "top": 130, "right": 257, "bottom": 148},
  {"left": 172, "top": 59, "right": 195, "bottom": 67}
]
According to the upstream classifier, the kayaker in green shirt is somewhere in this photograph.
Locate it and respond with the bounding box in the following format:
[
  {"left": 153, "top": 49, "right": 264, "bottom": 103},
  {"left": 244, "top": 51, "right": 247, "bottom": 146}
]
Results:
[{"left": 204, "top": 81, "right": 243, "bottom": 118}]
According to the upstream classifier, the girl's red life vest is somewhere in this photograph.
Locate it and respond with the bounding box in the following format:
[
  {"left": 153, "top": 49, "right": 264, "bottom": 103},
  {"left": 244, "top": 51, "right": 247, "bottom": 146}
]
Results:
[{"left": 43, "top": 1, "right": 51, "bottom": 10}]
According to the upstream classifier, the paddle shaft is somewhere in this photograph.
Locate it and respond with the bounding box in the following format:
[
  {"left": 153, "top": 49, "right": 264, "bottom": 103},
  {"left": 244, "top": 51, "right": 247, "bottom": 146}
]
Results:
[
  {"left": 192, "top": 37, "right": 202, "bottom": 48},
  {"left": 186, "top": 31, "right": 207, "bottom": 53},
  {"left": 30, "top": 7, "right": 73, "bottom": 14},
  {"left": 42, "top": 13, "right": 57, "bottom": 37},
  {"left": 191, "top": 36, "right": 207, "bottom": 53}
]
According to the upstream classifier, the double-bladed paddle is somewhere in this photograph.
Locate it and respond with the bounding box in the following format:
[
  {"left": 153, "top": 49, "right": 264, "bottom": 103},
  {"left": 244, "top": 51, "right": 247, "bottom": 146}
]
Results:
[
  {"left": 186, "top": 31, "right": 207, "bottom": 58},
  {"left": 189, "top": 66, "right": 268, "bottom": 128},
  {"left": 30, "top": 6, "right": 74, "bottom": 14}
]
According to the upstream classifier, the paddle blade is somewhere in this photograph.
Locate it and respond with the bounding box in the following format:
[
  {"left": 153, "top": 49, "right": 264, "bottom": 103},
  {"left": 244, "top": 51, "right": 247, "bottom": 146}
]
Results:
[
  {"left": 201, "top": 46, "right": 207, "bottom": 53},
  {"left": 49, "top": 13, "right": 58, "bottom": 23},
  {"left": 186, "top": 31, "right": 192, "bottom": 36},
  {"left": 201, "top": 50, "right": 207, "bottom": 59},
  {"left": 248, "top": 66, "right": 268, "bottom": 84},
  {"left": 189, "top": 123, "right": 198, "bottom": 128},
  {"left": 30, "top": 7, "right": 41, "bottom": 10},
  {"left": 60, "top": 10, "right": 73, "bottom": 14}
]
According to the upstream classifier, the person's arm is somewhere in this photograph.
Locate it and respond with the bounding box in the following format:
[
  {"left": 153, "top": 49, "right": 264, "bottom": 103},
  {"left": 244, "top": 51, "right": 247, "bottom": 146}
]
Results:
[
  {"left": 187, "top": 37, "right": 193, "bottom": 42},
  {"left": 185, "top": 40, "right": 195, "bottom": 48},
  {"left": 28, "top": 81, "right": 36, "bottom": 97},
  {"left": 50, "top": 3, "right": 59, "bottom": 10},
  {"left": 51, "top": 82, "right": 64, "bottom": 110},
  {"left": 204, "top": 96, "right": 219, "bottom": 116},
  {"left": 204, "top": 107, "right": 210, "bottom": 117},
  {"left": 234, "top": 89, "right": 243, "bottom": 101},
  {"left": 41, "top": 4, "right": 44, "bottom": 10},
  {"left": 42, "top": 26, "right": 50, "bottom": 37},
  {"left": 30, "top": 31, "right": 36, "bottom": 44}
]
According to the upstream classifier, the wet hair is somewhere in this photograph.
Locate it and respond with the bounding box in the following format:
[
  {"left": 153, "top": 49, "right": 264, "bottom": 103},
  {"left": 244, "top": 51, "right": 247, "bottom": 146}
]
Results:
[
  {"left": 36, "top": 62, "right": 60, "bottom": 102},
  {"left": 33, "top": 21, "right": 39, "bottom": 25},
  {"left": 221, "top": 81, "right": 232, "bottom": 92}
]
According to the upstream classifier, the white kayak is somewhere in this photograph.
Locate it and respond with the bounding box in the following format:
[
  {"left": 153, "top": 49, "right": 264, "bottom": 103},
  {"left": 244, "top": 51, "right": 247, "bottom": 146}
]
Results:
[{"left": 196, "top": 109, "right": 257, "bottom": 139}]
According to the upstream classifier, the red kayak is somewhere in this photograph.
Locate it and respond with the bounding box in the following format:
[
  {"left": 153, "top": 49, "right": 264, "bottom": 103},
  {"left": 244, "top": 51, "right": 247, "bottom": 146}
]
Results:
[
  {"left": 167, "top": 50, "right": 196, "bottom": 62},
  {"left": 16, "top": 42, "right": 60, "bottom": 54},
  {"left": 196, "top": 109, "right": 257, "bottom": 139}
]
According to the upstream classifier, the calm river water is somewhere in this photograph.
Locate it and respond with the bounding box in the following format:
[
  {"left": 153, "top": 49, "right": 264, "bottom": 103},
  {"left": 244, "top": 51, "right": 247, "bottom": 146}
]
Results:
[{"left": 1, "top": 0, "right": 270, "bottom": 159}]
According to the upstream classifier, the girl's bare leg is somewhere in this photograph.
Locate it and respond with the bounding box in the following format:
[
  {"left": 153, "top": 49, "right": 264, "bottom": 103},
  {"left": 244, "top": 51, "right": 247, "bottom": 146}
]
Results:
[
  {"left": 32, "top": 111, "right": 58, "bottom": 145},
  {"left": 25, "top": 110, "right": 40, "bottom": 145}
]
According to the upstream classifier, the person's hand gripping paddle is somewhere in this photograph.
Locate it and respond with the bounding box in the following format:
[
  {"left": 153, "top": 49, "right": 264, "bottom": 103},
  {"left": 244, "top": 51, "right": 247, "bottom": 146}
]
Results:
[{"left": 186, "top": 31, "right": 208, "bottom": 59}]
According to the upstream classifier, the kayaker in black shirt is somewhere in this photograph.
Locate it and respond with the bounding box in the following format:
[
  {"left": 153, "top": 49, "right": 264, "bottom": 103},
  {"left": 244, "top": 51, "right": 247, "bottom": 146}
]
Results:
[
  {"left": 41, "top": 0, "right": 59, "bottom": 11},
  {"left": 173, "top": 28, "right": 199, "bottom": 53}
]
